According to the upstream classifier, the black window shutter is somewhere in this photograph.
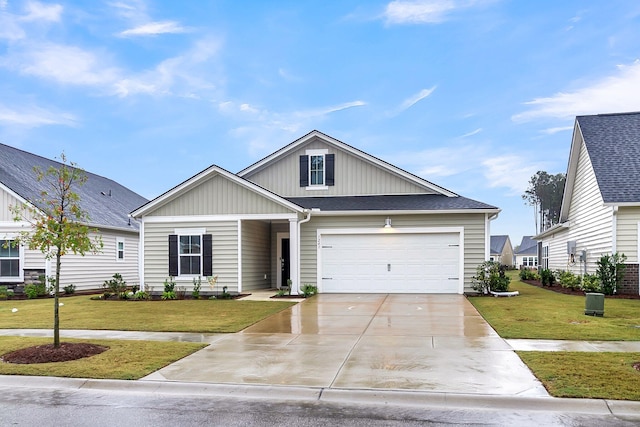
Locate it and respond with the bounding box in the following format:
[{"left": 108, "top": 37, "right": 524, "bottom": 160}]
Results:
[
  {"left": 203, "top": 234, "right": 213, "bottom": 277},
  {"left": 326, "top": 154, "right": 335, "bottom": 186},
  {"left": 299, "top": 155, "right": 309, "bottom": 187},
  {"left": 168, "top": 235, "right": 178, "bottom": 276}
]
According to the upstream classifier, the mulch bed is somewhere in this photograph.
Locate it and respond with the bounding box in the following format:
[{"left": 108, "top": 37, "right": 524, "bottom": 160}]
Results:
[
  {"left": 522, "top": 280, "right": 640, "bottom": 299},
  {"left": 1, "top": 342, "right": 108, "bottom": 364}
]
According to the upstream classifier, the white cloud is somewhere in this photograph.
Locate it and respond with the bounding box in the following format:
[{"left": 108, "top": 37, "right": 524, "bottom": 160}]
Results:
[
  {"left": 118, "top": 20, "right": 189, "bottom": 37},
  {"left": 482, "top": 155, "right": 544, "bottom": 195},
  {"left": 396, "top": 86, "right": 436, "bottom": 113},
  {"left": 389, "top": 144, "right": 486, "bottom": 178},
  {"left": 383, "top": 0, "right": 493, "bottom": 25},
  {"left": 459, "top": 128, "right": 482, "bottom": 138},
  {"left": 540, "top": 126, "right": 573, "bottom": 135},
  {"left": 0, "top": 104, "right": 76, "bottom": 127},
  {"left": 21, "top": 1, "right": 62, "bottom": 22},
  {"left": 3, "top": 42, "right": 120, "bottom": 86},
  {"left": 513, "top": 60, "right": 640, "bottom": 122}
]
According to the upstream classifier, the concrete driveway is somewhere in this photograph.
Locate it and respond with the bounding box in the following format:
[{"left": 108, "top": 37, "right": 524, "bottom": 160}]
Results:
[{"left": 144, "top": 294, "right": 548, "bottom": 396}]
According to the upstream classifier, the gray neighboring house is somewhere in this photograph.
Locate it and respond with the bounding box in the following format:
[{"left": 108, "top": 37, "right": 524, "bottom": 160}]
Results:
[
  {"left": 0, "top": 143, "right": 148, "bottom": 291},
  {"left": 490, "top": 235, "right": 514, "bottom": 266},
  {"left": 132, "top": 130, "right": 500, "bottom": 295},
  {"left": 534, "top": 112, "right": 640, "bottom": 295},
  {"left": 515, "top": 236, "right": 537, "bottom": 269}
]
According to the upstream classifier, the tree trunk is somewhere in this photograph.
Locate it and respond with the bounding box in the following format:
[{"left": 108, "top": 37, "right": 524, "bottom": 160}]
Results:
[{"left": 53, "top": 251, "right": 61, "bottom": 348}]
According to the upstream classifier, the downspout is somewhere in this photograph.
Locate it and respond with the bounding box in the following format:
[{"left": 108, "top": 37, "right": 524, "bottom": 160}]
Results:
[
  {"left": 296, "top": 209, "right": 312, "bottom": 295},
  {"left": 486, "top": 212, "right": 500, "bottom": 260}
]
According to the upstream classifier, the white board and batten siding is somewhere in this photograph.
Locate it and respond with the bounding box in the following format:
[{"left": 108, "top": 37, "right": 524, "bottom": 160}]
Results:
[{"left": 300, "top": 214, "right": 486, "bottom": 294}]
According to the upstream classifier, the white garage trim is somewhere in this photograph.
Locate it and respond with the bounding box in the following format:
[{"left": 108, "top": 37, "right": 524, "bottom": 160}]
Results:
[{"left": 316, "top": 227, "right": 464, "bottom": 294}]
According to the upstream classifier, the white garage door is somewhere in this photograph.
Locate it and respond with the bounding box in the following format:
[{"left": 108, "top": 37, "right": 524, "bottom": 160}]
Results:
[{"left": 320, "top": 232, "right": 461, "bottom": 293}]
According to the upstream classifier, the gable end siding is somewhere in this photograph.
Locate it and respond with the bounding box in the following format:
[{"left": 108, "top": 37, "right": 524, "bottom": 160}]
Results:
[
  {"left": 616, "top": 206, "right": 640, "bottom": 262},
  {"left": 147, "top": 174, "right": 293, "bottom": 217},
  {"left": 244, "top": 137, "right": 435, "bottom": 197}
]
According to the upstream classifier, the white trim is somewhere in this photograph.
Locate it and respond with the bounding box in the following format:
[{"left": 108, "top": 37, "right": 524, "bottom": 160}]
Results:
[
  {"left": 0, "top": 234, "right": 24, "bottom": 283},
  {"left": 306, "top": 186, "right": 329, "bottom": 191},
  {"left": 612, "top": 206, "right": 618, "bottom": 254},
  {"left": 637, "top": 222, "right": 640, "bottom": 295},
  {"left": 237, "top": 130, "right": 459, "bottom": 197},
  {"left": 276, "top": 232, "right": 290, "bottom": 289},
  {"left": 131, "top": 165, "right": 304, "bottom": 217},
  {"left": 485, "top": 213, "right": 490, "bottom": 261},
  {"left": 174, "top": 227, "right": 206, "bottom": 235},
  {"left": 305, "top": 148, "right": 328, "bottom": 155},
  {"left": 237, "top": 219, "right": 242, "bottom": 293},
  {"left": 141, "top": 213, "right": 298, "bottom": 223},
  {"left": 289, "top": 219, "right": 299, "bottom": 295},
  {"left": 139, "top": 220, "right": 145, "bottom": 290},
  {"left": 174, "top": 229, "right": 206, "bottom": 278},
  {"left": 307, "top": 209, "right": 500, "bottom": 216},
  {"left": 316, "top": 226, "right": 465, "bottom": 294}
]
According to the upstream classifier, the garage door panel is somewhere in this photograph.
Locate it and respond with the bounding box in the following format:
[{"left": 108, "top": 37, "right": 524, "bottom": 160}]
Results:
[{"left": 321, "top": 232, "right": 461, "bottom": 294}]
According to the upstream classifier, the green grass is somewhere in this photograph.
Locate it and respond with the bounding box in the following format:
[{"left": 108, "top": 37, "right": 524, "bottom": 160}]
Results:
[
  {"left": 517, "top": 351, "right": 640, "bottom": 401},
  {"left": 0, "top": 297, "right": 296, "bottom": 333},
  {"left": 0, "top": 336, "right": 205, "bottom": 379},
  {"left": 468, "top": 278, "right": 640, "bottom": 340}
]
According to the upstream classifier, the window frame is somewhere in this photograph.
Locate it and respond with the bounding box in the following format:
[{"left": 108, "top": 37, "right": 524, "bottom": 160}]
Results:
[
  {"left": 0, "top": 237, "right": 23, "bottom": 282},
  {"left": 541, "top": 246, "right": 549, "bottom": 269},
  {"left": 305, "top": 149, "right": 329, "bottom": 190},
  {"left": 172, "top": 228, "right": 207, "bottom": 278},
  {"left": 179, "top": 234, "right": 202, "bottom": 276},
  {"left": 116, "top": 237, "right": 125, "bottom": 262}
]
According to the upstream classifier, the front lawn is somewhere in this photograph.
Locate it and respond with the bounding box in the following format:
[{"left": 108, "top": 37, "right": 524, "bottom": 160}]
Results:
[
  {"left": 517, "top": 351, "right": 640, "bottom": 401},
  {"left": 0, "top": 298, "right": 296, "bottom": 333},
  {"left": 0, "top": 336, "right": 205, "bottom": 379},
  {"left": 468, "top": 279, "right": 640, "bottom": 341}
]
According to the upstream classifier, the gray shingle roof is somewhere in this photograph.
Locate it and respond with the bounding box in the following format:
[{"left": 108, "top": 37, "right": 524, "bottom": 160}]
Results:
[
  {"left": 577, "top": 112, "right": 640, "bottom": 204},
  {"left": 515, "top": 236, "right": 537, "bottom": 255},
  {"left": 0, "top": 143, "right": 148, "bottom": 231},
  {"left": 286, "top": 194, "right": 498, "bottom": 211},
  {"left": 490, "top": 235, "right": 509, "bottom": 254}
]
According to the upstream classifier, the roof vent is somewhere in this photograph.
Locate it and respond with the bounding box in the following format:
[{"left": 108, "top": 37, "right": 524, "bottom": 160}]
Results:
[{"left": 101, "top": 190, "right": 112, "bottom": 197}]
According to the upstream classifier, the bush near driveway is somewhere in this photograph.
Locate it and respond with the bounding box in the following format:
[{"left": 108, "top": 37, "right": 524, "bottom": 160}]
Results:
[{"left": 0, "top": 298, "right": 296, "bottom": 333}]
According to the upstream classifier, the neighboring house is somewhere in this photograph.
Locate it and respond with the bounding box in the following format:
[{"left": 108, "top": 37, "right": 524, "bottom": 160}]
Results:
[
  {"left": 534, "top": 112, "right": 640, "bottom": 295},
  {"left": 131, "top": 130, "right": 500, "bottom": 295},
  {"left": 515, "top": 236, "right": 537, "bottom": 269},
  {"left": 0, "top": 143, "right": 148, "bottom": 291},
  {"left": 489, "top": 235, "right": 514, "bottom": 266}
]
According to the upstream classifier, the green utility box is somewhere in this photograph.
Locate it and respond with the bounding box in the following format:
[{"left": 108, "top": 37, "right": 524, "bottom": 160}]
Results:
[{"left": 585, "top": 292, "right": 605, "bottom": 317}]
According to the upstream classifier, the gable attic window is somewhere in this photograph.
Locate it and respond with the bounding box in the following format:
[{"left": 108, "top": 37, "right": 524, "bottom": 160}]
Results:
[
  {"left": 300, "top": 149, "right": 334, "bottom": 189},
  {"left": 0, "top": 239, "right": 21, "bottom": 281},
  {"left": 169, "top": 230, "right": 212, "bottom": 277}
]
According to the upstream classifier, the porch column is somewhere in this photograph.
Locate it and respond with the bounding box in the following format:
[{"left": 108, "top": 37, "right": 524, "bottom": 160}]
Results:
[{"left": 288, "top": 218, "right": 299, "bottom": 295}]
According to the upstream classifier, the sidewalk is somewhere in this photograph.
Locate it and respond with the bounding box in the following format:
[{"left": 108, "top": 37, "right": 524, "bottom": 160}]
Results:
[{"left": 2, "top": 329, "right": 640, "bottom": 352}]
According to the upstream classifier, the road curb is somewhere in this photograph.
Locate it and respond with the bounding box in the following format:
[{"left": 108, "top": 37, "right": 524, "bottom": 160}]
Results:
[{"left": 2, "top": 375, "right": 640, "bottom": 418}]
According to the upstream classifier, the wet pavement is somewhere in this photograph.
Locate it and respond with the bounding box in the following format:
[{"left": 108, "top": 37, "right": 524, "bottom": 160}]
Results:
[{"left": 142, "top": 294, "right": 549, "bottom": 396}]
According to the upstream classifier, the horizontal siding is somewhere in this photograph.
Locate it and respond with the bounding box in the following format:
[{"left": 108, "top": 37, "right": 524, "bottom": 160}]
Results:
[
  {"left": 142, "top": 220, "right": 238, "bottom": 293},
  {"left": 300, "top": 214, "right": 486, "bottom": 293},
  {"left": 616, "top": 207, "right": 640, "bottom": 262},
  {"left": 149, "top": 174, "right": 293, "bottom": 217},
  {"left": 241, "top": 220, "right": 271, "bottom": 291},
  {"left": 541, "top": 228, "right": 571, "bottom": 272},
  {"left": 244, "top": 137, "right": 434, "bottom": 197}
]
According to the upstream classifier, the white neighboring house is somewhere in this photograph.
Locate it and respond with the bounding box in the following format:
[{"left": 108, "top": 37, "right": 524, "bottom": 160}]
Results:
[
  {"left": 0, "top": 143, "right": 148, "bottom": 292},
  {"left": 132, "top": 130, "right": 501, "bottom": 295},
  {"left": 489, "top": 235, "right": 514, "bottom": 266},
  {"left": 534, "top": 112, "right": 640, "bottom": 295},
  {"left": 514, "top": 236, "right": 537, "bottom": 270}
]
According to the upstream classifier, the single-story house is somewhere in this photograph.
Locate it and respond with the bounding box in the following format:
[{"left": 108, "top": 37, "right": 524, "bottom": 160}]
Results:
[
  {"left": 131, "top": 130, "right": 500, "bottom": 295},
  {"left": 534, "top": 112, "right": 640, "bottom": 295},
  {"left": 0, "top": 143, "right": 148, "bottom": 291},
  {"left": 514, "top": 236, "right": 537, "bottom": 269},
  {"left": 489, "top": 235, "right": 514, "bottom": 266}
]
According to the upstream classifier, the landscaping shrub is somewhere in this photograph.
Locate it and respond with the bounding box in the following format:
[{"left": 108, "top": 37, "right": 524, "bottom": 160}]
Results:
[
  {"left": 519, "top": 268, "right": 539, "bottom": 281},
  {"left": 539, "top": 268, "right": 556, "bottom": 286},
  {"left": 580, "top": 273, "right": 601, "bottom": 293},
  {"left": 471, "top": 261, "right": 511, "bottom": 293},
  {"left": 192, "top": 276, "right": 201, "bottom": 299},
  {"left": 557, "top": 270, "right": 580, "bottom": 290},
  {"left": 596, "top": 253, "right": 627, "bottom": 295},
  {"left": 301, "top": 284, "right": 318, "bottom": 297},
  {"left": 162, "top": 277, "right": 176, "bottom": 300},
  {"left": 63, "top": 284, "right": 76, "bottom": 295},
  {"left": 103, "top": 273, "right": 127, "bottom": 298}
]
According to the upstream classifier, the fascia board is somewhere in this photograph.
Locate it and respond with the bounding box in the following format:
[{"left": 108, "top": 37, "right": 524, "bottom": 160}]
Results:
[
  {"left": 307, "top": 208, "right": 501, "bottom": 216},
  {"left": 237, "top": 130, "right": 458, "bottom": 197},
  {"left": 559, "top": 121, "right": 582, "bottom": 221}
]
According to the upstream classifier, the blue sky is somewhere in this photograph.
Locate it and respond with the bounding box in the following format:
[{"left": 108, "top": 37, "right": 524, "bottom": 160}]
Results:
[{"left": 2, "top": 0, "right": 640, "bottom": 247}]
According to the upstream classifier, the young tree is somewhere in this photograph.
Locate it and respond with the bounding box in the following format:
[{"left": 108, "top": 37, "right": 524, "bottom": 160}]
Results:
[
  {"left": 10, "top": 154, "right": 103, "bottom": 348},
  {"left": 522, "top": 171, "right": 566, "bottom": 234}
]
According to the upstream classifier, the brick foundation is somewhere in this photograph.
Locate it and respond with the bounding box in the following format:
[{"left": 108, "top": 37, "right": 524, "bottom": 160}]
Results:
[{"left": 618, "top": 263, "right": 639, "bottom": 295}]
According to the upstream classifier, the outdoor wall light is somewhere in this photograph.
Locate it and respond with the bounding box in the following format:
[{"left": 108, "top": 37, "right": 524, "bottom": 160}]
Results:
[{"left": 384, "top": 217, "right": 392, "bottom": 228}]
